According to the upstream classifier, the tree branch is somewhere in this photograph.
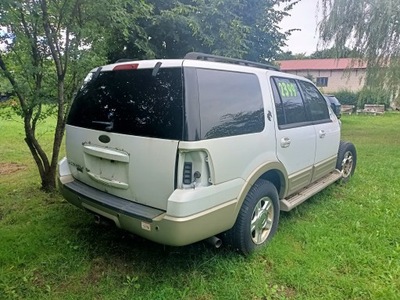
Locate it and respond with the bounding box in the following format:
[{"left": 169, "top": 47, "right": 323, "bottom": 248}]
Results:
[
  {"left": 40, "top": 0, "right": 63, "bottom": 78},
  {"left": 0, "top": 54, "right": 27, "bottom": 112}
]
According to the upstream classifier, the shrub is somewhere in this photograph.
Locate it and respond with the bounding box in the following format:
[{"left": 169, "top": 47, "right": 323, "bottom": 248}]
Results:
[
  {"left": 332, "top": 90, "right": 359, "bottom": 107},
  {"left": 332, "top": 88, "right": 392, "bottom": 110},
  {"left": 358, "top": 87, "right": 391, "bottom": 109}
]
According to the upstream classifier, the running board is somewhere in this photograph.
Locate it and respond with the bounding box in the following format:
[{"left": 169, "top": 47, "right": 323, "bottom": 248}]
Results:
[{"left": 280, "top": 170, "right": 342, "bottom": 212}]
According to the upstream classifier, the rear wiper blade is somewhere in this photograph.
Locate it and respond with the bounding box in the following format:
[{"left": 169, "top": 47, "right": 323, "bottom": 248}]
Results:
[{"left": 92, "top": 120, "right": 114, "bottom": 131}]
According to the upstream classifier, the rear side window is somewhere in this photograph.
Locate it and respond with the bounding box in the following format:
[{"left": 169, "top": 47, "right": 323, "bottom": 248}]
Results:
[
  {"left": 67, "top": 68, "right": 184, "bottom": 140},
  {"left": 298, "top": 81, "right": 330, "bottom": 122},
  {"left": 272, "top": 77, "right": 308, "bottom": 126},
  {"left": 196, "top": 69, "right": 264, "bottom": 139}
]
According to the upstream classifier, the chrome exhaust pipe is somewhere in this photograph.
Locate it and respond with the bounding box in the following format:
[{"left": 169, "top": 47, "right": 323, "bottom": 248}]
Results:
[
  {"left": 94, "top": 214, "right": 101, "bottom": 224},
  {"left": 94, "top": 215, "right": 112, "bottom": 226},
  {"left": 206, "top": 236, "right": 222, "bottom": 249}
]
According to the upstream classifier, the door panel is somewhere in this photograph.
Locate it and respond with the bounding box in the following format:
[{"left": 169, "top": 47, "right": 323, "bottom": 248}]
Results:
[
  {"left": 313, "top": 118, "right": 341, "bottom": 180},
  {"left": 276, "top": 125, "right": 316, "bottom": 195}
]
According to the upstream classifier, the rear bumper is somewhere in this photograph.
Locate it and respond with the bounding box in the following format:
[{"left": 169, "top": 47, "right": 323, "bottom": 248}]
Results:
[{"left": 58, "top": 158, "right": 239, "bottom": 246}]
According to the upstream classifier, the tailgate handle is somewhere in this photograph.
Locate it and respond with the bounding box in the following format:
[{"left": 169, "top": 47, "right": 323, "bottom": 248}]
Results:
[
  {"left": 83, "top": 145, "right": 129, "bottom": 163},
  {"left": 87, "top": 172, "right": 129, "bottom": 190}
]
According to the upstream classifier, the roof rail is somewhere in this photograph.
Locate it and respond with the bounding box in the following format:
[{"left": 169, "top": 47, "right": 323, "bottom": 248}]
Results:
[{"left": 184, "top": 52, "right": 279, "bottom": 71}]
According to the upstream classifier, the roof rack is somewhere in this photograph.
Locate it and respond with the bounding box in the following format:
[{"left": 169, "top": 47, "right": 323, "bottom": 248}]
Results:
[{"left": 184, "top": 52, "right": 279, "bottom": 71}]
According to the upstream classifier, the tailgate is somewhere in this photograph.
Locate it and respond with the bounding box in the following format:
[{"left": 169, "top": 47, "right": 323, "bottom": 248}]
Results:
[{"left": 66, "top": 125, "right": 178, "bottom": 210}]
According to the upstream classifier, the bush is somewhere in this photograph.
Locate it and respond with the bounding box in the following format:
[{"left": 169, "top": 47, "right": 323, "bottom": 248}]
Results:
[
  {"left": 332, "top": 88, "right": 392, "bottom": 110},
  {"left": 358, "top": 87, "right": 391, "bottom": 109},
  {"left": 332, "top": 90, "right": 359, "bottom": 107}
]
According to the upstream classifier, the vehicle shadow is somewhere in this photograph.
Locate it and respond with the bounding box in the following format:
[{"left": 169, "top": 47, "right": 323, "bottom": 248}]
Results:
[{"left": 66, "top": 209, "right": 242, "bottom": 278}]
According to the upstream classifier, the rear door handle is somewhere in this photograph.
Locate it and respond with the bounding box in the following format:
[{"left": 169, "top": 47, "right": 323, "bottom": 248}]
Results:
[
  {"left": 280, "top": 137, "right": 291, "bottom": 148},
  {"left": 319, "top": 130, "right": 326, "bottom": 138}
]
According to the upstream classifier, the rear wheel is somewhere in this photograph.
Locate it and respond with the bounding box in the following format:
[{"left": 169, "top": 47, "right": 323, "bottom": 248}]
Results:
[
  {"left": 336, "top": 141, "right": 357, "bottom": 183},
  {"left": 223, "top": 179, "right": 280, "bottom": 255}
]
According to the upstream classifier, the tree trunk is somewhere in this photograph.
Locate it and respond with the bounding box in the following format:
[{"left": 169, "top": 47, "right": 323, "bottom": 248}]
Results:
[
  {"left": 23, "top": 108, "right": 65, "bottom": 193},
  {"left": 41, "top": 167, "right": 57, "bottom": 192}
]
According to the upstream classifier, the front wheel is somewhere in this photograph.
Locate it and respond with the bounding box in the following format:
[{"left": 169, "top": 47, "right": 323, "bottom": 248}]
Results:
[
  {"left": 223, "top": 179, "right": 280, "bottom": 255},
  {"left": 336, "top": 141, "right": 357, "bottom": 183}
]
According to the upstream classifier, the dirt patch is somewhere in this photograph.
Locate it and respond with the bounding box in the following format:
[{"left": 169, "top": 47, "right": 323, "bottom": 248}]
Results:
[
  {"left": 0, "top": 162, "right": 27, "bottom": 175},
  {"left": 81, "top": 257, "right": 109, "bottom": 285}
]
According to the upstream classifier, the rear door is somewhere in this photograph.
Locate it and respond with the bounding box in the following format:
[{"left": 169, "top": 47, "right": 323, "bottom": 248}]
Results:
[
  {"left": 66, "top": 63, "right": 184, "bottom": 210},
  {"left": 271, "top": 77, "right": 316, "bottom": 195}
]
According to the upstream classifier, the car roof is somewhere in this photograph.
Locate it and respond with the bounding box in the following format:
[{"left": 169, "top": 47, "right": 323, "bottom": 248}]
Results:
[{"left": 89, "top": 57, "right": 315, "bottom": 85}]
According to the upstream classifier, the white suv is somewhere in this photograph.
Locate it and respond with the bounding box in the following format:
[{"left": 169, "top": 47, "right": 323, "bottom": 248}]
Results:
[{"left": 58, "top": 53, "right": 356, "bottom": 255}]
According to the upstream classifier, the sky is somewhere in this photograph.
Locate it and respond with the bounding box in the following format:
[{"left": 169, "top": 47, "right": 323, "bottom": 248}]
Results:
[{"left": 279, "top": 0, "right": 323, "bottom": 55}]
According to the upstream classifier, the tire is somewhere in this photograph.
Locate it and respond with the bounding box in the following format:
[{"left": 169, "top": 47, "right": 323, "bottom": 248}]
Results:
[
  {"left": 223, "top": 179, "right": 280, "bottom": 255},
  {"left": 336, "top": 141, "right": 357, "bottom": 183}
]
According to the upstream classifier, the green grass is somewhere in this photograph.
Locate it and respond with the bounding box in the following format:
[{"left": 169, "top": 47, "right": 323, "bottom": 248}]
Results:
[{"left": 1, "top": 110, "right": 399, "bottom": 299}]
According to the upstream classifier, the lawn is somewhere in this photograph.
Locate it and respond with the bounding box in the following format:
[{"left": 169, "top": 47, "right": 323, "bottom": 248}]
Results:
[{"left": 0, "top": 110, "right": 399, "bottom": 299}]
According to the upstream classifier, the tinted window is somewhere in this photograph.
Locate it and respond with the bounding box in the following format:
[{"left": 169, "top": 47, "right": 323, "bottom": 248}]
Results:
[
  {"left": 272, "top": 77, "right": 308, "bottom": 125},
  {"left": 196, "top": 69, "right": 264, "bottom": 139},
  {"left": 67, "top": 68, "right": 184, "bottom": 140},
  {"left": 298, "top": 81, "right": 330, "bottom": 122}
]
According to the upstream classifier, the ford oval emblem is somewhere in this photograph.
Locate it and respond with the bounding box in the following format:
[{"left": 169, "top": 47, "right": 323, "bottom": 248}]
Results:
[{"left": 99, "top": 135, "right": 110, "bottom": 144}]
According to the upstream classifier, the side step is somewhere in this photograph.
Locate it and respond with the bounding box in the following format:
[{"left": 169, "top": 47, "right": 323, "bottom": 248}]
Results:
[{"left": 280, "top": 170, "right": 342, "bottom": 212}]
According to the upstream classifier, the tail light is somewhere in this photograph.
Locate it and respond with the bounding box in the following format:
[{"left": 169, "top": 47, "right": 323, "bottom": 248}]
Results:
[
  {"left": 113, "top": 63, "right": 139, "bottom": 71},
  {"left": 183, "top": 162, "right": 193, "bottom": 185},
  {"left": 177, "top": 150, "right": 213, "bottom": 189}
]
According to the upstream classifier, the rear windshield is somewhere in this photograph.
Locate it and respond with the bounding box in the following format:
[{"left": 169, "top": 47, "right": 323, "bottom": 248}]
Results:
[{"left": 67, "top": 67, "right": 184, "bottom": 140}]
